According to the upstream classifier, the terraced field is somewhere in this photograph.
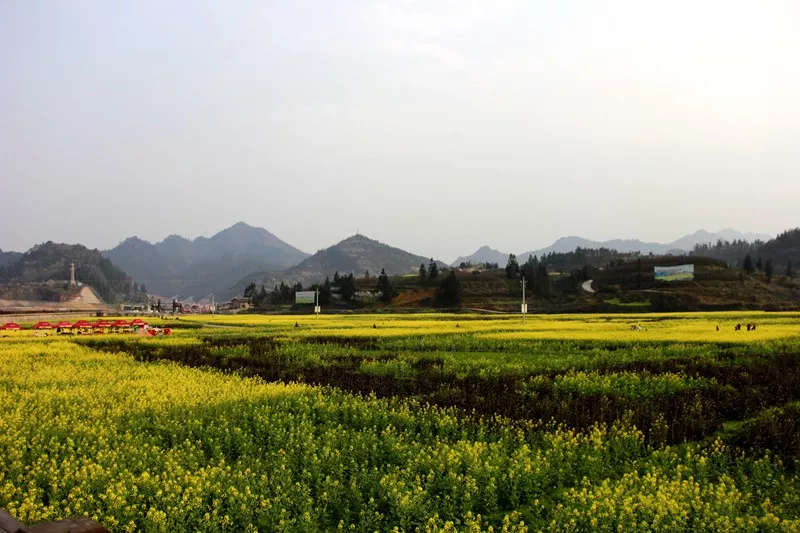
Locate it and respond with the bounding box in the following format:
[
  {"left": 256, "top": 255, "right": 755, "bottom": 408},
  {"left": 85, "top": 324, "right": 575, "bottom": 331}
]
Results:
[{"left": 1, "top": 312, "right": 799, "bottom": 531}]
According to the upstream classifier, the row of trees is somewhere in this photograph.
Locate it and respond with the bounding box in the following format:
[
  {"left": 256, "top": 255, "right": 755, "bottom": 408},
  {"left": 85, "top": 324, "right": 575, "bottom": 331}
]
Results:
[
  {"left": 694, "top": 229, "right": 800, "bottom": 276},
  {"left": 418, "top": 259, "right": 439, "bottom": 284},
  {"left": 742, "top": 254, "right": 793, "bottom": 282},
  {"left": 331, "top": 272, "right": 357, "bottom": 301},
  {"left": 505, "top": 252, "right": 598, "bottom": 298},
  {"left": 505, "top": 254, "right": 553, "bottom": 298},
  {"left": 692, "top": 239, "right": 763, "bottom": 266},
  {"left": 244, "top": 281, "right": 304, "bottom": 307},
  {"left": 419, "top": 260, "right": 461, "bottom": 305},
  {"left": 242, "top": 263, "right": 454, "bottom": 308},
  {"left": 243, "top": 271, "right": 363, "bottom": 309},
  {"left": 456, "top": 261, "right": 500, "bottom": 269}
]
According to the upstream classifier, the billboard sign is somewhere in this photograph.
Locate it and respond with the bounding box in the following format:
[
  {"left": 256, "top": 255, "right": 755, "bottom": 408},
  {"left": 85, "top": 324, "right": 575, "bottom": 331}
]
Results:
[
  {"left": 654, "top": 264, "right": 694, "bottom": 282},
  {"left": 295, "top": 291, "right": 316, "bottom": 304}
]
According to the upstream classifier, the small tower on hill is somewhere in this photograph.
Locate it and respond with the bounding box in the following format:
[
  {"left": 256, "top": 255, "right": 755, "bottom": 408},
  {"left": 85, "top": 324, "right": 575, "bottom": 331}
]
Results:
[{"left": 69, "top": 262, "right": 76, "bottom": 287}]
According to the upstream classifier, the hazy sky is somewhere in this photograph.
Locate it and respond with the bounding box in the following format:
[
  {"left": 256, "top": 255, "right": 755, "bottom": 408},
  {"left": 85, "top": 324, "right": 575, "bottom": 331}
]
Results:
[{"left": 2, "top": 1, "right": 798, "bottom": 262}]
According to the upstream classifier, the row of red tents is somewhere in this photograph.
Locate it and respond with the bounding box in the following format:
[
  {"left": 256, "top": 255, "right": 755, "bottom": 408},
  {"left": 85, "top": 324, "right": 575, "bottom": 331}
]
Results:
[{"left": 1, "top": 319, "right": 149, "bottom": 331}]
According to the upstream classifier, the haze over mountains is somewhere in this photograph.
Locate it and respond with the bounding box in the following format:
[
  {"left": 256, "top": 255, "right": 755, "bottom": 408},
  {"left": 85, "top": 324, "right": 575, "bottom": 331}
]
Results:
[
  {"left": 1, "top": 223, "right": 776, "bottom": 303},
  {"left": 103, "top": 222, "right": 309, "bottom": 300},
  {"left": 108, "top": 225, "right": 768, "bottom": 300},
  {"left": 453, "top": 230, "right": 772, "bottom": 267}
]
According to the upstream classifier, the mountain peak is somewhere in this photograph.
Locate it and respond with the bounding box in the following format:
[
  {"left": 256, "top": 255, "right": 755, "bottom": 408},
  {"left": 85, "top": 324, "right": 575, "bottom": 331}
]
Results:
[
  {"left": 281, "top": 234, "right": 442, "bottom": 286},
  {"left": 117, "top": 236, "right": 151, "bottom": 246},
  {"left": 104, "top": 223, "right": 310, "bottom": 300},
  {"left": 450, "top": 245, "right": 509, "bottom": 267},
  {"left": 340, "top": 234, "right": 377, "bottom": 245},
  {"left": 217, "top": 221, "right": 259, "bottom": 235},
  {"left": 214, "top": 222, "right": 263, "bottom": 237},
  {"left": 686, "top": 229, "right": 716, "bottom": 239},
  {"left": 209, "top": 223, "right": 307, "bottom": 256},
  {"left": 161, "top": 234, "right": 190, "bottom": 244}
]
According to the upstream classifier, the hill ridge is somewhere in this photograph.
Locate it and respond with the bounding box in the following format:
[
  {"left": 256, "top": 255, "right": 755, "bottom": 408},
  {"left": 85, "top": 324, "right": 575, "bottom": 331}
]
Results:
[
  {"left": 0, "top": 241, "right": 147, "bottom": 304},
  {"left": 103, "top": 222, "right": 309, "bottom": 300},
  {"left": 227, "top": 233, "right": 448, "bottom": 299}
]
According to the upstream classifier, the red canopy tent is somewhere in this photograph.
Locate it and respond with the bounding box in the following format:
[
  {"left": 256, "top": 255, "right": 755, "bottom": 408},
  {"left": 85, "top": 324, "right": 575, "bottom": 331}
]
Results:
[
  {"left": 112, "top": 320, "right": 130, "bottom": 327},
  {"left": 33, "top": 321, "right": 54, "bottom": 330},
  {"left": 93, "top": 320, "right": 112, "bottom": 329},
  {"left": 131, "top": 319, "right": 148, "bottom": 326},
  {"left": 0, "top": 322, "right": 22, "bottom": 331},
  {"left": 73, "top": 320, "right": 92, "bottom": 329},
  {"left": 56, "top": 321, "right": 73, "bottom": 329}
]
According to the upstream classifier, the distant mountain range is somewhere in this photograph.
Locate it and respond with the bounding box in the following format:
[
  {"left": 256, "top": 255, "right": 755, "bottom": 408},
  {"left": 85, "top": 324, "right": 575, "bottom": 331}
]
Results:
[
  {"left": 0, "top": 242, "right": 147, "bottom": 304},
  {"left": 452, "top": 229, "right": 772, "bottom": 266},
  {"left": 1, "top": 226, "right": 780, "bottom": 304},
  {"left": 229, "top": 234, "right": 446, "bottom": 298},
  {"left": 103, "top": 222, "right": 309, "bottom": 300}
]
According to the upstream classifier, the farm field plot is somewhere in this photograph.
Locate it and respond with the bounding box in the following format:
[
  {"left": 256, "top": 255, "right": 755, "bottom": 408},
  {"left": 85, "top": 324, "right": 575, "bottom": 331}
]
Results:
[
  {"left": 1, "top": 312, "right": 800, "bottom": 531},
  {"left": 179, "top": 311, "right": 800, "bottom": 342}
]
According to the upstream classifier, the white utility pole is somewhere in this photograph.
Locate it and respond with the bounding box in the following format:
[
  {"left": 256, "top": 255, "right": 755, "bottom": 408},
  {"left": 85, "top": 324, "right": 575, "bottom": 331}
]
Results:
[
  {"left": 521, "top": 276, "right": 527, "bottom": 323},
  {"left": 314, "top": 287, "right": 320, "bottom": 315}
]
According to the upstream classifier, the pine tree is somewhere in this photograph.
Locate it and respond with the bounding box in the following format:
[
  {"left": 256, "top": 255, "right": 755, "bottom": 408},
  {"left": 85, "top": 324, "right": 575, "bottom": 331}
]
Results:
[
  {"left": 419, "top": 263, "right": 427, "bottom": 283},
  {"left": 436, "top": 270, "right": 461, "bottom": 306},
  {"left": 319, "top": 277, "right": 332, "bottom": 305},
  {"left": 505, "top": 254, "right": 520, "bottom": 279},
  {"left": 743, "top": 254, "right": 755, "bottom": 273},
  {"left": 279, "top": 282, "right": 291, "bottom": 303},
  {"left": 257, "top": 285, "right": 268, "bottom": 306},
  {"left": 376, "top": 268, "right": 394, "bottom": 302},
  {"left": 533, "top": 264, "right": 550, "bottom": 298},
  {"left": 787, "top": 260, "right": 794, "bottom": 279},
  {"left": 765, "top": 258, "right": 773, "bottom": 283},
  {"left": 636, "top": 258, "right": 643, "bottom": 289},
  {"left": 521, "top": 255, "right": 537, "bottom": 283},
  {"left": 756, "top": 256, "right": 763, "bottom": 271},
  {"left": 243, "top": 282, "right": 257, "bottom": 303},
  {"left": 340, "top": 274, "right": 357, "bottom": 302},
  {"left": 428, "top": 259, "right": 439, "bottom": 282}
]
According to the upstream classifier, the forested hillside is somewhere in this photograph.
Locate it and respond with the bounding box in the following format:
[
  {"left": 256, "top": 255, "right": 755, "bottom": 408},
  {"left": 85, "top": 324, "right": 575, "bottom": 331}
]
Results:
[
  {"left": 692, "top": 228, "right": 799, "bottom": 273},
  {"left": 0, "top": 242, "right": 147, "bottom": 304}
]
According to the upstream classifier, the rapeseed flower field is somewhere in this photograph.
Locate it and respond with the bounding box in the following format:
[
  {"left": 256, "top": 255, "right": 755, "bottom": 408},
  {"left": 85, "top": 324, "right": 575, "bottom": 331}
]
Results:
[
  {"left": 1, "top": 312, "right": 799, "bottom": 530},
  {"left": 178, "top": 311, "right": 800, "bottom": 342}
]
